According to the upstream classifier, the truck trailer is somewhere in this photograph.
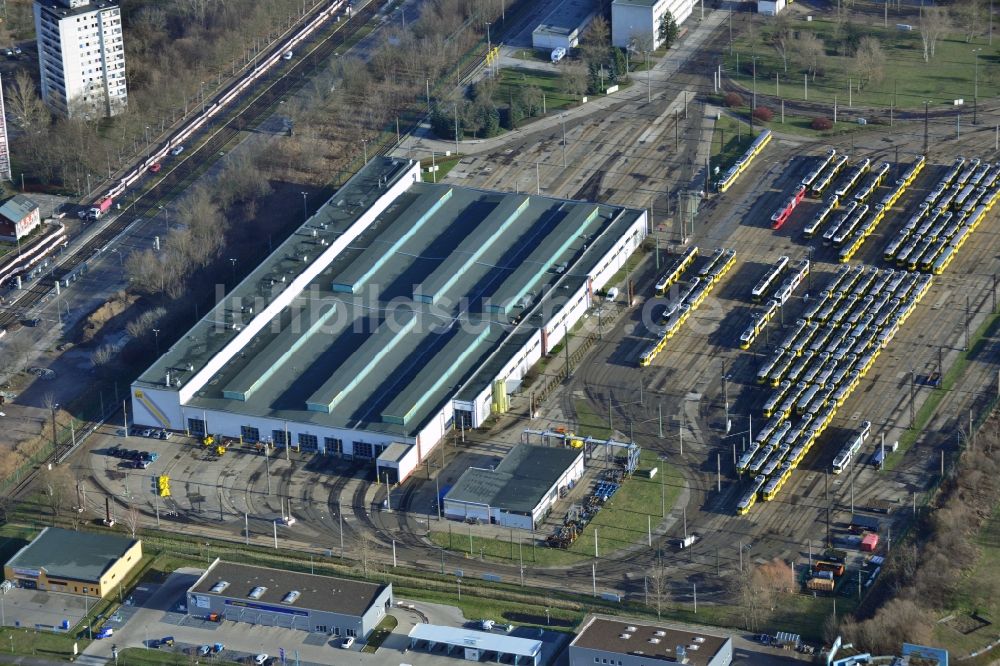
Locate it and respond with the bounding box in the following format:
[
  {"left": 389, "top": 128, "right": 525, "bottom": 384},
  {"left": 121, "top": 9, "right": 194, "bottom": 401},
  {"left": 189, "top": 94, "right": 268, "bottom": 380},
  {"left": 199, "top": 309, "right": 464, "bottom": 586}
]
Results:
[{"left": 87, "top": 197, "right": 113, "bottom": 220}]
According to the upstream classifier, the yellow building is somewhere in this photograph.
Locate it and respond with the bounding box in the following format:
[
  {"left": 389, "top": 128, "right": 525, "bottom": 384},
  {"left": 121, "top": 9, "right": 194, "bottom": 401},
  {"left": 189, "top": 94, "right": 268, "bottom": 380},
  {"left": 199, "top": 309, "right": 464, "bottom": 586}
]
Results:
[{"left": 3, "top": 527, "right": 142, "bottom": 598}]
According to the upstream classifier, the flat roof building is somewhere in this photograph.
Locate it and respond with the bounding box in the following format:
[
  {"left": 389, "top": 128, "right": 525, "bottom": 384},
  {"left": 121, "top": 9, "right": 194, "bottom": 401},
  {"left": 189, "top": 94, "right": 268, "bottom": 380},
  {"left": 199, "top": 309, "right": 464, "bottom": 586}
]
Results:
[
  {"left": 3, "top": 527, "right": 142, "bottom": 598},
  {"left": 187, "top": 559, "right": 392, "bottom": 640},
  {"left": 131, "top": 158, "right": 645, "bottom": 483},
  {"left": 570, "top": 616, "right": 733, "bottom": 666},
  {"left": 532, "top": 0, "right": 598, "bottom": 50},
  {"left": 444, "top": 444, "right": 584, "bottom": 529}
]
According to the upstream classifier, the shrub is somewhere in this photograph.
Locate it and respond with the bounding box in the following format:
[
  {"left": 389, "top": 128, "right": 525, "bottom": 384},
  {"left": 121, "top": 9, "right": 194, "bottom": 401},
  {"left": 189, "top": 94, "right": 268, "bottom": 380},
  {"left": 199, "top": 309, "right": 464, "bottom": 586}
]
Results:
[
  {"left": 723, "top": 92, "right": 744, "bottom": 107},
  {"left": 752, "top": 106, "right": 773, "bottom": 122},
  {"left": 811, "top": 116, "right": 833, "bottom": 131}
]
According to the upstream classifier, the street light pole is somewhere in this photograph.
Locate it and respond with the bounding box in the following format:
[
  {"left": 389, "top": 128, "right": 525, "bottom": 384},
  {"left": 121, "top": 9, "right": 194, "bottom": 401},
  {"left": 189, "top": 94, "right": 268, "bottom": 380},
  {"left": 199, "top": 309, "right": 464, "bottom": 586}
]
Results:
[
  {"left": 301, "top": 191, "right": 308, "bottom": 223},
  {"left": 152, "top": 329, "right": 160, "bottom": 357}
]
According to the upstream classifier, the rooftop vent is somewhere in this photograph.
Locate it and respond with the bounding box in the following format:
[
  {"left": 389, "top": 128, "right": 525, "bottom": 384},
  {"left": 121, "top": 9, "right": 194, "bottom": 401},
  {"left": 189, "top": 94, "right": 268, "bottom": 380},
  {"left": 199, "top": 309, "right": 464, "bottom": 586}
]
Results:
[
  {"left": 619, "top": 633, "right": 632, "bottom": 640},
  {"left": 626, "top": 626, "right": 638, "bottom": 633},
  {"left": 248, "top": 586, "right": 267, "bottom": 600},
  {"left": 282, "top": 590, "right": 301, "bottom": 604},
  {"left": 648, "top": 638, "right": 661, "bottom": 644},
  {"left": 686, "top": 644, "right": 700, "bottom": 651},
  {"left": 692, "top": 637, "right": 705, "bottom": 644},
  {"left": 209, "top": 581, "right": 229, "bottom": 594},
  {"left": 655, "top": 631, "right": 666, "bottom": 637}
]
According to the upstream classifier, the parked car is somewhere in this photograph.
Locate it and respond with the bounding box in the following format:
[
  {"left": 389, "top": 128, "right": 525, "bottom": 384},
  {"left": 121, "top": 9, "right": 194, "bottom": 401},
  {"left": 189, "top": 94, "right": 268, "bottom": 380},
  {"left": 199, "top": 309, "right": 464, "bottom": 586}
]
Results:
[
  {"left": 4, "top": 49, "right": 11, "bottom": 57},
  {"left": 340, "top": 637, "right": 355, "bottom": 649},
  {"left": 159, "top": 636, "right": 175, "bottom": 647},
  {"left": 13, "top": 46, "right": 21, "bottom": 55},
  {"left": 96, "top": 626, "right": 114, "bottom": 639},
  {"left": 212, "top": 643, "right": 225, "bottom": 653},
  {"left": 141, "top": 429, "right": 153, "bottom": 438},
  {"left": 107, "top": 446, "right": 124, "bottom": 457},
  {"left": 170, "top": 145, "right": 185, "bottom": 156},
  {"left": 199, "top": 645, "right": 212, "bottom": 656},
  {"left": 283, "top": 50, "right": 293, "bottom": 60},
  {"left": 148, "top": 163, "right": 162, "bottom": 173},
  {"left": 159, "top": 430, "right": 172, "bottom": 440},
  {"left": 254, "top": 654, "right": 269, "bottom": 665}
]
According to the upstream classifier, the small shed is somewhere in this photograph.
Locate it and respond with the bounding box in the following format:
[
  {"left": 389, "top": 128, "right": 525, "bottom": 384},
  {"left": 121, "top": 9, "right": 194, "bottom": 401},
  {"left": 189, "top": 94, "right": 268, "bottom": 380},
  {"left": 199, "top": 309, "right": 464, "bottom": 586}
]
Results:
[{"left": 860, "top": 532, "right": 879, "bottom": 552}]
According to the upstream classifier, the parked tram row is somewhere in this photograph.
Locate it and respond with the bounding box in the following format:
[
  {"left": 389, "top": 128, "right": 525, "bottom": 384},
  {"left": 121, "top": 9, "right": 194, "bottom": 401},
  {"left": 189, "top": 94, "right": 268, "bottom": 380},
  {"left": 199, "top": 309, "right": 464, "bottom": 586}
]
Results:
[
  {"left": 734, "top": 266, "right": 933, "bottom": 514},
  {"left": 740, "top": 257, "right": 810, "bottom": 350},
  {"left": 717, "top": 130, "right": 773, "bottom": 194},
  {"left": 883, "top": 156, "right": 1000, "bottom": 274},
  {"left": 638, "top": 248, "right": 736, "bottom": 366}
]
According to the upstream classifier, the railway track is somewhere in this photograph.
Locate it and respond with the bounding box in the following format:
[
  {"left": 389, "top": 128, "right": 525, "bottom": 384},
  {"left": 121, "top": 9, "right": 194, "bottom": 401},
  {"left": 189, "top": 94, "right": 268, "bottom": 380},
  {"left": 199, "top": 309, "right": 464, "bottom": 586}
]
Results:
[{"left": 0, "top": 0, "right": 379, "bottom": 332}]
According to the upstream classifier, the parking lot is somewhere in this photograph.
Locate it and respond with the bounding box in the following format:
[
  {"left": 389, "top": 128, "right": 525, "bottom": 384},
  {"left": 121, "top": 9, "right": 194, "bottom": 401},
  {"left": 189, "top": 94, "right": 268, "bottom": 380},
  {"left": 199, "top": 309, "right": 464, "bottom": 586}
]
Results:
[{"left": 81, "top": 570, "right": 569, "bottom": 666}]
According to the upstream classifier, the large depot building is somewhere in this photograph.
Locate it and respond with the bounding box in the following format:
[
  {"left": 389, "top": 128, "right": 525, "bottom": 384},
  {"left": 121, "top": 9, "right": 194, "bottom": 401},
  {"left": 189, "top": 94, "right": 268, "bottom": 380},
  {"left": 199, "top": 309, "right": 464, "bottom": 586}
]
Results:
[{"left": 131, "top": 158, "right": 646, "bottom": 482}]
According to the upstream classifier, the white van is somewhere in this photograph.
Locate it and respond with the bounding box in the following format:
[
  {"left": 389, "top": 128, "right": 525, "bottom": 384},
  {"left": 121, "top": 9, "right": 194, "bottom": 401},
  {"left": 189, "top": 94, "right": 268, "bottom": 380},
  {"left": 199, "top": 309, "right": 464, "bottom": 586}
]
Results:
[
  {"left": 605, "top": 287, "right": 619, "bottom": 302},
  {"left": 551, "top": 47, "right": 566, "bottom": 63},
  {"left": 283, "top": 51, "right": 294, "bottom": 60}
]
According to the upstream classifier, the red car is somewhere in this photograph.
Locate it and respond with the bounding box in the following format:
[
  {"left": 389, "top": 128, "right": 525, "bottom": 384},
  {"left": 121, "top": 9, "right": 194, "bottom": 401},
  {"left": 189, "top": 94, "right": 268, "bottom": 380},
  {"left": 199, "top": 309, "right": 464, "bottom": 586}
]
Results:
[{"left": 148, "top": 163, "right": 162, "bottom": 173}]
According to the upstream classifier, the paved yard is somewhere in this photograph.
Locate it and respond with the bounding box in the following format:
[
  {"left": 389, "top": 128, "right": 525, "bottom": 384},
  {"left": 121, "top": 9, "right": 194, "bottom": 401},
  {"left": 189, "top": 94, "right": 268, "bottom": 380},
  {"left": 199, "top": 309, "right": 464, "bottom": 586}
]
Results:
[{"left": 0, "top": 587, "right": 90, "bottom": 632}]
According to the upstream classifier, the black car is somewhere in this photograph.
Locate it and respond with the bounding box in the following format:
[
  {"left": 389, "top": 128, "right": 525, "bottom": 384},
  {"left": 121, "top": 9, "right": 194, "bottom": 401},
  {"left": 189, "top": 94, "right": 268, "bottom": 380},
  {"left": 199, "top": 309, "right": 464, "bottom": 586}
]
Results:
[
  {"left": 125, "top": 450, "right": 142, "bottom": 460},
  {"left": 139, "top": 451, "right": 154, "bottom": 461},
  {"left": 107, "top": 446, "right": 124, "bottom": 458}
]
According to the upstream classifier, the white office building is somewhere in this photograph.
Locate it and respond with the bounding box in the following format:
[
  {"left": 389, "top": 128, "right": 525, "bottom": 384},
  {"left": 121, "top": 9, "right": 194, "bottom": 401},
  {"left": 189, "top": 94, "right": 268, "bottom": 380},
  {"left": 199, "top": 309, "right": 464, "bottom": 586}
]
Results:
[
  {"left": 611, "top": 0, "right": 695, "bottom": 49},
  {"left": 33, "top": 0, "right": 127, "bottom": 118}
]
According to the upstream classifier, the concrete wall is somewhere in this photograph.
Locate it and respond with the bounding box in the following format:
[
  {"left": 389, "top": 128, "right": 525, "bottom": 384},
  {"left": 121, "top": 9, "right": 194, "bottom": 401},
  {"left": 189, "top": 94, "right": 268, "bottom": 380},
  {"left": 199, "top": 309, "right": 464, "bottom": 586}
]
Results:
[
  {"left": 98, "top": 539, "right": 143, "bottom": 597},
  {"left": 612, "top": 0, "right": 694, "bottom": 48}
]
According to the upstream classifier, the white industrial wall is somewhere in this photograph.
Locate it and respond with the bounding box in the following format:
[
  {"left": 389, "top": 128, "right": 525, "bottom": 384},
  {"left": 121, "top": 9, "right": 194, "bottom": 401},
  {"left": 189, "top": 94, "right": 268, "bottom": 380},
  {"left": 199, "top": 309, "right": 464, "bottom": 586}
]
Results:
[
  {"left": 589, "top": 213, "right": 647, "bottom": 292},
  {"left": 176, "top": 160, "right": 420, "bottom": 406},
  {"left": 612, "top": 0, "right": 693, "bottom": 48},
  {"left": 529, "top": 451, "right": 585, "bottom": 526},
  {"left": 443, "top": 500, "right": 491, "bottom": 523},
  {"left": 757, "top": 0, "right": 785, "bottom": 14}
]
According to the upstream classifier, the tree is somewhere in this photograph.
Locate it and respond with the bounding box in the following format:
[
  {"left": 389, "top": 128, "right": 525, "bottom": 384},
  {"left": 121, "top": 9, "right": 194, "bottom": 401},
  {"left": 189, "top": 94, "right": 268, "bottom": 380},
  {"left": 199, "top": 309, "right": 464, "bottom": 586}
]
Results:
[
  {"left": 610, "top": 47, "right": 628, "bottom": 83},
  {"left": 919, "top": 7, "right": 950, "bottom": 62},
  {"left": 770, "top": 12, "right": 792, "bottom": 73},
  {"left": 124, "top": 503, "right": 141, "bottom": 538},
  {"left": 658, "top": 11, "right": 679, "bottom": 49},
  {"left": 954, "top": 0, "right": 986, "bottom": 42},
  {"left": 853, "top": 36, "right": 885, "bottom": 88},
  {"left": 753, "top": 106, "right": 774, "bottom": 122},
  {"left": 5, "top": 70, "right": 49, "bottom": 134},
  {"left": 520, "top": 86, "right": 543, "bottom": 117},
  {"left": 560, "top": 63, "right": 588, "bottom": 98},
  {"left": 580, "top": 16, "right": 610, "bottom": 67},
  {"left": 41, "top": 464, "right": 75, "bottom": 522},
  {"left": 646, "top": 557, "right": 669, "bottom": 619},
  {"left": 724, "top": 92, "right": 744, "bottom": 107},
  {"left": 795, "top": 32, "right": 825, "bottom": 81}
]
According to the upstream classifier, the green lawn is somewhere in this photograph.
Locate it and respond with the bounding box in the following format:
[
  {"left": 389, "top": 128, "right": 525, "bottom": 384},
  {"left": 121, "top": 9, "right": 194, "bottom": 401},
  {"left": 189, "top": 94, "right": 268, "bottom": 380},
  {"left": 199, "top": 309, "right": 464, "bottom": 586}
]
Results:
[
  {"left": 431, "top": 450, "right": 684, "bottom": 566},
  {"left": 361, "top": 614, "right": 397, "bottom": 653},
  {"left": 933, "top": 504, "right": 1000, "bottom": 659},
  {"left": 421, "top": 155, "right": 462, "bottom": 182},
  {"left": 727, "top": 15, "right": 997, "bottom": 110},
  {"left": 494, "top": 67, "right": 578, "bottom": 116},
  {"left": 710, "top": 114, "right": 754, "bottom": 176},
  {"left": 575, "top": 399, "right": 612, "bottom": 440},
  {"left": 0, "top": 628, "right": 88, "bottom": 661}
]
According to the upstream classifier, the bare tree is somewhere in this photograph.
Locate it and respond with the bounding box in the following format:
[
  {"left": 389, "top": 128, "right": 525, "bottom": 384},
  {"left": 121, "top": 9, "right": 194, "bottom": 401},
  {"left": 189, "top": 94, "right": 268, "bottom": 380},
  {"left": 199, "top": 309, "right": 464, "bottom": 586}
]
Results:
[
  {"left": 770, "top": 12, "right": 792, "bottom": 73},
  {"left": 5, "top": 70, "right": 49, "bottom": 134},
  {"left": 41, "top": 464, "right": 75, "bottom": 521},
  {"left": 580, "top": 16, "right": 610, "bottom": 67},
  {"left": 954, "top": 0, "right": 986, "bottom": 42},
  {"left": 647, "top": 556, "right": 669, "bottom": 619},
  {"left": 919, "top": 7, "right": 950, "bottom": 62},
  {"left": 853, "top": 36, "right": 885, "bottom": 88},
  {"left": 123, "top": 503, "right": 141, "bottom": 538},
  {"left": 560, "top": 64, "right": 589, "bottom": 98},
  {"left": 796, "top": 32, "right": 825, "bottom": 81}
]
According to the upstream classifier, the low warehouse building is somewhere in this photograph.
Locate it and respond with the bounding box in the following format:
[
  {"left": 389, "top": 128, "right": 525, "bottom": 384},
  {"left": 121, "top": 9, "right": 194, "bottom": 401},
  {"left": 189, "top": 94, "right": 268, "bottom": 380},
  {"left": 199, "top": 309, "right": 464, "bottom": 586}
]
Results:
[
  {"left": 570, "top": 616, "right": 733, "bottom": 666},
  {"left": 443, "top": 444, "right": 584, "bottom": 529},
  {"left": 409, "top": 624, "right": 542, "bottom": 666},
  {"left": 187, "top": 559, "right": 392, "bottom": 640},
  {"left": 532, "top": 0, "right": 598, "bottom": 50},
  {"left": 0, "top": 194, "right": 41, "bottom": 241},
  {"left": 3, "top": 527, "right": 142, "bottom": 598},
  {"left": 130, "top": 158, "right": 646, "bottom": 484}
]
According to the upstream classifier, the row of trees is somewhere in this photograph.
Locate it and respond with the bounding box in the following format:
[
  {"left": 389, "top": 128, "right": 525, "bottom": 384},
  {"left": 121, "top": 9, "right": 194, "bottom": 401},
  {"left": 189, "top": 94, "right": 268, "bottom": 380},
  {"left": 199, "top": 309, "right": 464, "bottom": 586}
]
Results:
[
  {"left": 828, "top": 421, "right": 1000, "bottom": 654},
  {"left": 5, "top": 0, "right": 321, "bottom": 191}
]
